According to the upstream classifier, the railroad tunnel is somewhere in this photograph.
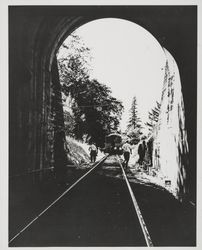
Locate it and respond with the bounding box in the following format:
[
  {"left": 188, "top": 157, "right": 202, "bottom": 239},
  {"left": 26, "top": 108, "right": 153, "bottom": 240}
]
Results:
[{"left": 9, "top": 6, "right": 197, "bottom": 204}]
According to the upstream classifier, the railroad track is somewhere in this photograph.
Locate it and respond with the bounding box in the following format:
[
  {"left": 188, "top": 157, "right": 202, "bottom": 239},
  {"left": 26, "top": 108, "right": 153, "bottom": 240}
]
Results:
[
  {"left": 116, "top": 155, "right": 153, "bottom": 247},
  {"left": 9, "top": 154, "right": 153, "bottom": 247}
]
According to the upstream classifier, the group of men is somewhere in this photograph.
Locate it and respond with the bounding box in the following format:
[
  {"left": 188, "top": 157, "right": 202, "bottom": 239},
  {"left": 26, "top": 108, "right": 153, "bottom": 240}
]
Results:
[
  {"left": 88, "top": 139, "right": 148, "bottom": 168},
  {"left": 122, "top": 140, "right": 147, "bottom": 168}
]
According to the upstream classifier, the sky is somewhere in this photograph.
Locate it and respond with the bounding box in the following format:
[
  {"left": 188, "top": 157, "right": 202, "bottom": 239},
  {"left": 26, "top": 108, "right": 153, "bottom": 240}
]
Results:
[{"left": 60, "top": 18, "right": 166, "bottom": 132}]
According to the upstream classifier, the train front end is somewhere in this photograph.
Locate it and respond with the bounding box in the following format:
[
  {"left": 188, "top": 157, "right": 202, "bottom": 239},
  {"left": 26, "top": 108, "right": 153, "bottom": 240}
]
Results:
[{"left": 104, "top": 133, "right": 123, "bottom": 155}]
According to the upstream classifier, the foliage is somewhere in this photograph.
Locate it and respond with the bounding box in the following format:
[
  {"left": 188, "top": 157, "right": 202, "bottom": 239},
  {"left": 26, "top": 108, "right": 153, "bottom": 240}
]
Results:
[
  {"left": 57, "top": 32, "right": 124, "bottom": 147},
  {"left": 63, "top": 110, "right": 75, "bottom": 137},
  {"left": 126, "top": 96, "right": 142, "bottom": 144},
  {"left": 127, "top": 96, "right": 142, "bottom": 129},
  {"left": 65, "top": 78, "right": 123, "bottom": 147},
  {"left": 145, "top": 101, "right": 161, "bottom": 133},
  {"left": 65, "top": 136, "right": 90, "bottom": 166},
  {"left": 57, "top": 33, "right": 91, "bottom": 84}
]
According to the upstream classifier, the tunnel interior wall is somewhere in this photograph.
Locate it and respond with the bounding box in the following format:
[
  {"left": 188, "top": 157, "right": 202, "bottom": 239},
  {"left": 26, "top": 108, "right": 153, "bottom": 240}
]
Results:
[
  {"left": 9, "top": 13, "right": 44, "bottom": 176},
  {"left": 152, "top": 49, "right": 190, "bottom": 200},
  {"left": 9, "top": 10, "right": 69, "bottom": 178}
]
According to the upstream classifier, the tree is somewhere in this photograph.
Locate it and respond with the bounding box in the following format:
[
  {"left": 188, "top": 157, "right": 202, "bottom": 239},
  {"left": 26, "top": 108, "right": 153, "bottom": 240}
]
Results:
[
  {"left": 63, "top": 110, "right": 75, "bottom": 137},
  {"left": 57, "top": 33, "right": 92, "bottom": 88},
  {"left": 68, "top": 79, "right": 124, "bottom": 147},
  {"left": 127, "top": 96, "right": 142, "bottom": 129},
  {"left": 145, "top": 101, "right": 161, "bottom": 133},
  {"left": 57, "top": 32, "right": 124, "bottom": 146},
  {"left": 126, "top": 96, "right": 142, "bottom": 144}
]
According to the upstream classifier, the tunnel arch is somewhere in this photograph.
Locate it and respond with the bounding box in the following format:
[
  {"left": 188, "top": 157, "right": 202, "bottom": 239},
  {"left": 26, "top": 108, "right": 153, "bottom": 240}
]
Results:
[
  {"left": 34, "top": 15, "right": 167, "bottom": 164},
  {"left": 36, "top": 16, "right": 166, "bottom": 72},
  {"left": 9, "top": 6, "right": 196, "bottom": 202},
  {"left": 38, "top": 16, "right": 189, "bottom": 199}
]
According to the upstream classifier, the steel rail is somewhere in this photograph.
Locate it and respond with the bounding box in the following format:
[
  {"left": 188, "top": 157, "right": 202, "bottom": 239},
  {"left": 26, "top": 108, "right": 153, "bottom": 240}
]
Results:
[
  {"left": 9, "top": 155, "right": 108, "bottom": 244},
  {"left": 116, "top": 156, "right": 154, "bottom": 247}
]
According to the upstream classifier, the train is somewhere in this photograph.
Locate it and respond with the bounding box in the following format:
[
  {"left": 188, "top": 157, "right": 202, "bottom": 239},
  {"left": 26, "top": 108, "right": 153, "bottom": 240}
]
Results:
[{"left": 104, "top": 133, "right": 123, "bottom": 155}]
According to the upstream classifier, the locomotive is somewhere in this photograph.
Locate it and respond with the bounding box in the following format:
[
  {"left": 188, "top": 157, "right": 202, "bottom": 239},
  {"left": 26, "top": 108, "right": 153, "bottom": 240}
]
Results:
[{"left": 104, "top": 133, "right": 123, "bottom": 155}]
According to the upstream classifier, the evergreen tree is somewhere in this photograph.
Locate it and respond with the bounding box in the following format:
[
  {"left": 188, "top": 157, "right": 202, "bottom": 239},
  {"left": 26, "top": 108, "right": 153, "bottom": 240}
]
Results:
[
  {"left": 145, "top": 101, "right": 161, "bottom": 133},
  {"left": 126, "top": 96, "right": 142, "bottom": 144},
  {"left": 127, "top": 96, "right": 142, "bottom": 129}
]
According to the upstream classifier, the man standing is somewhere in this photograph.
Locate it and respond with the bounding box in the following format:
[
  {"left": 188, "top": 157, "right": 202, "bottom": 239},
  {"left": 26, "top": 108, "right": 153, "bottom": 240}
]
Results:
[
  {"left": 89, "top": 143, "right": 98, "bottom": 163},
  {"left": 147, "top": 137, "right": 153, "bottom": 166},
  {"left": 138, "top": 140, "right": 147, "bottom": 165},
  {"left": 122, "top": 140, "right": 132, "bottom": 168}
]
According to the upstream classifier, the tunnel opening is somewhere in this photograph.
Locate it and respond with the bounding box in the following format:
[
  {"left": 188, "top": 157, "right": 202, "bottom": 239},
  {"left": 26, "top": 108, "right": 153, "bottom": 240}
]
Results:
[
  {"left": 53, "top": 18, "right": 190, "bottom": 201},
  {"left": 9, "top": 6, "right": 196, "bottom": 245}
]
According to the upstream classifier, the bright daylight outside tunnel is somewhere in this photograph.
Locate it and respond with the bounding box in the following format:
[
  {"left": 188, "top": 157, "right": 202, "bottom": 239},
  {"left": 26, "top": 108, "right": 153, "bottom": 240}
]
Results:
[
  {"left": 56, "top": 18, "right": 189, "bottom": 200},
  {"left": 8, "top": 6, "right": 196, "bottom": 247}
]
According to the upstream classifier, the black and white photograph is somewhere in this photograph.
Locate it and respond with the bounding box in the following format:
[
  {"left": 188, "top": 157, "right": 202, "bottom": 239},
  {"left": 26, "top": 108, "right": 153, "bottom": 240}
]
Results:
[{"left": 0, "top": 1, "right": 201, "bottom": 248}]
